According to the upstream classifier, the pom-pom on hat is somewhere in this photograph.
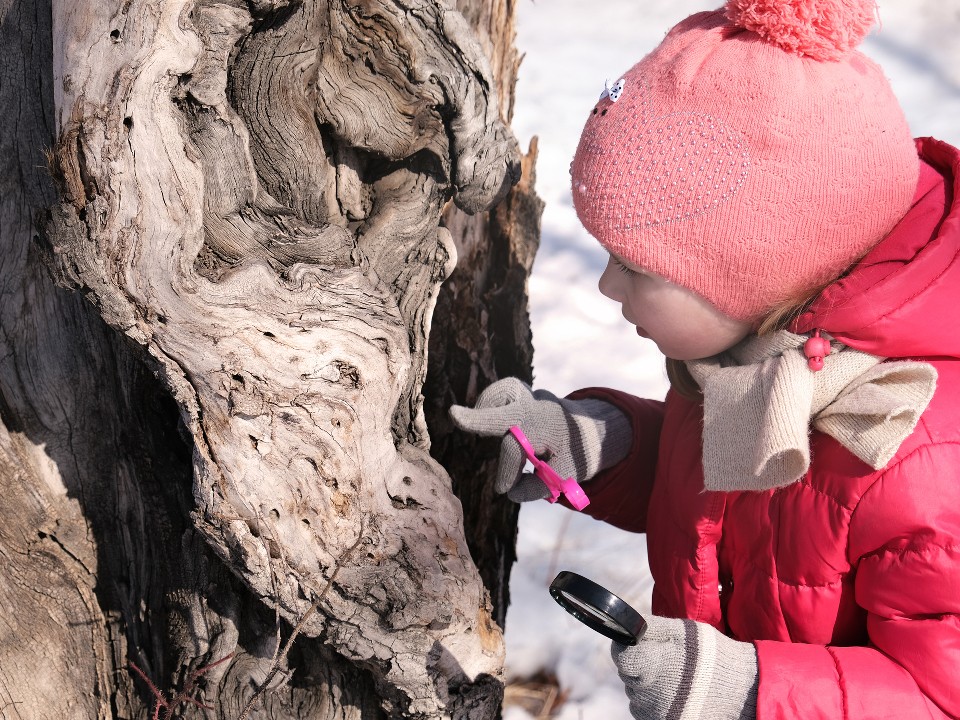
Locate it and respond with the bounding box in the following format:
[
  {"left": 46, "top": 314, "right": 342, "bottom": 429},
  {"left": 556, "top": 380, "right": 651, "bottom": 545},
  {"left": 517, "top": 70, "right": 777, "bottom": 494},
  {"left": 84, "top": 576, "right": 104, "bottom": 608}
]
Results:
[{"left": 571, "top": 0, "right": 919, "bottom": 322}]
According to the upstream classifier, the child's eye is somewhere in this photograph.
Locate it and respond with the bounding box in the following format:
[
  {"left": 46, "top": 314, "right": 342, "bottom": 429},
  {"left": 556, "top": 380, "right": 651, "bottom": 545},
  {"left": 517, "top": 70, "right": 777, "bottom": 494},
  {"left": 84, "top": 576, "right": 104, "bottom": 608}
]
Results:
[{"left": 613, "top": 257, "right": 638, "bottom": 276}]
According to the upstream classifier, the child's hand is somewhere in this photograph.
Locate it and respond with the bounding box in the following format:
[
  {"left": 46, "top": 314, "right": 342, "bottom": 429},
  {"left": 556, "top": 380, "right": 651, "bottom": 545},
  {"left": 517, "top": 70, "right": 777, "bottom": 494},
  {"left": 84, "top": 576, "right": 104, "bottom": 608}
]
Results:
[
  {"left": 449, "top": 378, "right": 631, "bottom": 503},
  {"left": 613, "top": 616, "right": 758, "bottom": 720}
]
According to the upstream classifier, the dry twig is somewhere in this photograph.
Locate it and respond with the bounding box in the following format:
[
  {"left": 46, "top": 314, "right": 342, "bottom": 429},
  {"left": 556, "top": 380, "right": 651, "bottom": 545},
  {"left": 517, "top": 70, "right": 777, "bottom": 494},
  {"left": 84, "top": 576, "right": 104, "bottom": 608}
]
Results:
[
  {"left": 130, "top": 653, "right": 235, "bottom": 720},
  {"left": 236, "top": 523, "right": 368, "bottom": 719},
  {"left": 503, "top": 672, "right": 568, "bottom": 719}
]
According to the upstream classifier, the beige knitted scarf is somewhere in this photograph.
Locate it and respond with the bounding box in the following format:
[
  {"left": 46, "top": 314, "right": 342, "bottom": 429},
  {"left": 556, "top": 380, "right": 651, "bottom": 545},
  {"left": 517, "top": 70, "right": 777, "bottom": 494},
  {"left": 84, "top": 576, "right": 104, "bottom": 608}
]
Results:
[{"left": 685, "top": 331, "right": 938, "bottom": 492}]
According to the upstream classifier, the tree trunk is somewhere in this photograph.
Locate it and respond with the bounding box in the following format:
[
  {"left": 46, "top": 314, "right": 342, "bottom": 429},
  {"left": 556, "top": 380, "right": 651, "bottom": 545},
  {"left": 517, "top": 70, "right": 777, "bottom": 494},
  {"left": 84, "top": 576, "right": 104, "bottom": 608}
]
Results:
[
  {"left": 425, "top": 0, "right": 543, "bottom": 630},
  {"left": 0, "top": 0, "right": 539, "bottom": 717}
]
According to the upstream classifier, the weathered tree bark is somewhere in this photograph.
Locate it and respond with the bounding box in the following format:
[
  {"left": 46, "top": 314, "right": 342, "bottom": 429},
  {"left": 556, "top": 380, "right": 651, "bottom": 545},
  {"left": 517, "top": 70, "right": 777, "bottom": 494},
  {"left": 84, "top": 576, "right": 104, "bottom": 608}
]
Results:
[
  {"left": 0, "top": 0, "right": 539, "bottom": 717},
  {"left": 425, "top": 0, "right": 543, "bottom": 630}
]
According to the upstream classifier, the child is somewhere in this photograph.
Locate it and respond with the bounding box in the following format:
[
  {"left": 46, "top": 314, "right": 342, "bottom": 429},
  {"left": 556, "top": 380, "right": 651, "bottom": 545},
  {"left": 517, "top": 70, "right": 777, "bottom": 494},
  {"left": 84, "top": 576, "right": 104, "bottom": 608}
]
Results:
[{"left": 450, "top": 1, "right": 960, "bottom": 717}]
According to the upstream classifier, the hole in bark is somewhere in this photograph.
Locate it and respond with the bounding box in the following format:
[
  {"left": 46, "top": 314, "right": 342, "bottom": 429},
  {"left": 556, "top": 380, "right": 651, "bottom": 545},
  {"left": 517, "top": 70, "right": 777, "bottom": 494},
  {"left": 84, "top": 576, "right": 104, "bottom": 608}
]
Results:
[
  {"left": 110, "top": 29, "right": 121, "bottom": 41},
  {"left": 391, "top": 496, "right": 423, "bottom": 509},
  {"left": 263, "top": 331, "right": 275, "bottom": 337},
  {"left": 402, "top": 476, "right": 412, "bottom": 486},
  {"left": 267, "top": 539, "right": 281, "bottom": 559},
  {"left": 78, "top": 207, "right": 87, "bottom": 221},
  {"left": 269, "top": 508, "right": 280, "bottom": 520},
  {"left": 123, "top": 116, "right": 133, "bottom": 129}
]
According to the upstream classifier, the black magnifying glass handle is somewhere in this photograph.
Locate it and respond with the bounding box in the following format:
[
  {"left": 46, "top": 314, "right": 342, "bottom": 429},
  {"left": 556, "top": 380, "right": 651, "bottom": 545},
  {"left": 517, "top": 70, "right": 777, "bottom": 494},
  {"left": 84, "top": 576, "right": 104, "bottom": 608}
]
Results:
[{"left": 549, "top": 571, "right": 647, "bottom": 645}]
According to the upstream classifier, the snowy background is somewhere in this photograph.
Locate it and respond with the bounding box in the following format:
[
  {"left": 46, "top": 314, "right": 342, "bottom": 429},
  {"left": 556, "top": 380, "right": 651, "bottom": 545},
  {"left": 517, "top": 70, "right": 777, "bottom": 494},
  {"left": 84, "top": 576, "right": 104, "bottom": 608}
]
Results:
[{"left": 502, "top": 2, "right": 960, "bottom": 718}]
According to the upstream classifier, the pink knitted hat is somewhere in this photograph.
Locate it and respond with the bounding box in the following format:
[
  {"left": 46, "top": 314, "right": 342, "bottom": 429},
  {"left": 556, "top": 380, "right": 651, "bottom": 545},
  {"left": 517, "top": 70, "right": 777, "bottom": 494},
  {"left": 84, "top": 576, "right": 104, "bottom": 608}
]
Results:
[{"left": 571, "top": 0, "right": 919, "bottom": 322}]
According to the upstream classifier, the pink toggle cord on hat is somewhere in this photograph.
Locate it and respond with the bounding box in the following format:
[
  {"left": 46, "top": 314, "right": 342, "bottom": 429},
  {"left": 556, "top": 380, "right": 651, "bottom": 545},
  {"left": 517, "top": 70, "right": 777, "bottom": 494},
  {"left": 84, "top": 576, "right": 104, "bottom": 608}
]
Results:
[{"left": 508, "top": 426, "right": 591, "bottom": 511}]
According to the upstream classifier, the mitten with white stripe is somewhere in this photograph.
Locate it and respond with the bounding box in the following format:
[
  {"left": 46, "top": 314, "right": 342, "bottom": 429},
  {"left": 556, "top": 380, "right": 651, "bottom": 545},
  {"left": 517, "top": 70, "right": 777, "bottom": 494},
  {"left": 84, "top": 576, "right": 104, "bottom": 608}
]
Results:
[{"left": 612, "top": 616, "right": 758, "bottom": 720}]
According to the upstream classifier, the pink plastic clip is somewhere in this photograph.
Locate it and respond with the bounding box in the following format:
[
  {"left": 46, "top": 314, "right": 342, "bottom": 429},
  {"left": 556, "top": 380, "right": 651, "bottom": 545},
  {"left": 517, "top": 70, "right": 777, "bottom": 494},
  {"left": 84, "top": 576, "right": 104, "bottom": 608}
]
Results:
[
  {"left": 508, "top": 426, "right": 590, "bottom": 511},
  {"left": 803, "top": 329, "right": 831, "bottom": 372}
]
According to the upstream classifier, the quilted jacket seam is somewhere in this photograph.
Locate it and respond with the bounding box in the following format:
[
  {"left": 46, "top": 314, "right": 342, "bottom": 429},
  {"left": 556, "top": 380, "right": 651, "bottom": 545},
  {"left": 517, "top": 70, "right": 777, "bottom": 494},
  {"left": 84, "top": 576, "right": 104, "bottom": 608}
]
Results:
[
  {"left": 864, "top": 439, "right": 960, "bottom": 481},
  {"left": 826, "top": 646, "right": 849, "bottom": 720},
  {"left": 794, "top": 476, "right": 857, "bottom": 513},
  {"left": 915, "top": 411, "right": 935, "bottom": 447},
  {"left": 694, "top": 492, "right": 725, "bottom": 624},
  {"left": 859, "top": 539, "right": 960, "bottom": 563},
  {"left": 745, "top": 560, "right": 846, "bottom": 589},
  {"left": 852, "top": 440, "right": 960, "bottom": 536}
]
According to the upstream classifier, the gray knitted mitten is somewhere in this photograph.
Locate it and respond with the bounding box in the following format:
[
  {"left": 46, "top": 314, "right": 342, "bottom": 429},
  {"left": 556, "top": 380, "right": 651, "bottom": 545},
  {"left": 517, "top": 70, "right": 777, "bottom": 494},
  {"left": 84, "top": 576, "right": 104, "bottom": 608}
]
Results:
[
  {"left": 449, "top": 377, "right": 632, "bottom": 502},
  {"left": 613, "top": 616, "right": 758, "bottom": 720}
]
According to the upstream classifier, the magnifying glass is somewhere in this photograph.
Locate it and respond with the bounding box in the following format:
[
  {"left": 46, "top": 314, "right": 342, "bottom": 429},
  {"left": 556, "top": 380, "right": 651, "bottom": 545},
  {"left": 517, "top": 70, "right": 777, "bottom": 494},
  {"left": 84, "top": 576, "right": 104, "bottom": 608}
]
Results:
[{"left": 549, "top": 571, "right": 647, "bottom": 645}]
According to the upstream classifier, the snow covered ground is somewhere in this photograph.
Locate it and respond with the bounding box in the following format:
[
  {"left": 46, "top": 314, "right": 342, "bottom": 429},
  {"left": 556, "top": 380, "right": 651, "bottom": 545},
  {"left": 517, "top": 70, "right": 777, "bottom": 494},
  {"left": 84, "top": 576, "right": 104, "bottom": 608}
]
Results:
[{"left": 503, "top": 2, "right": 960, "bottom": 718}]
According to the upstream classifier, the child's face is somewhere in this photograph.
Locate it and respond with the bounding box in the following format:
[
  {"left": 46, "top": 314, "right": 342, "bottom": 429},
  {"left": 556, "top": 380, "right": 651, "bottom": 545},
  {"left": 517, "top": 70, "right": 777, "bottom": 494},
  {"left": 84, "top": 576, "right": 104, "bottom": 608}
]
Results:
[{"left": 598, "top": 254, "right": 752, "bottom": 360}]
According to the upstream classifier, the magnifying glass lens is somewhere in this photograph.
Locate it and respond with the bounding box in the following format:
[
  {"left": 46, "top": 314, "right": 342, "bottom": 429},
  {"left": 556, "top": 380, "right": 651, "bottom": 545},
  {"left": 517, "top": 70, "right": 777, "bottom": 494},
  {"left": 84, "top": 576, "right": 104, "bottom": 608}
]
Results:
[
  {"left": 550, "top": 571, "right": 647, "bottom": 645},
  {"left": 559, "top": 590, "right": 630, "bottom": 632}
]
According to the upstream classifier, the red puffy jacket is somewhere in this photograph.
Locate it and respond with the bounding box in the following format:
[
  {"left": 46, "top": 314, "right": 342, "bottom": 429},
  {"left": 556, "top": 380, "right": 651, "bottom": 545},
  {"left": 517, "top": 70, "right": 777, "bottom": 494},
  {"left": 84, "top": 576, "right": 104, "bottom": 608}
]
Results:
[{"left": 573, "top": 137, "right": 960, "bottom": 719}]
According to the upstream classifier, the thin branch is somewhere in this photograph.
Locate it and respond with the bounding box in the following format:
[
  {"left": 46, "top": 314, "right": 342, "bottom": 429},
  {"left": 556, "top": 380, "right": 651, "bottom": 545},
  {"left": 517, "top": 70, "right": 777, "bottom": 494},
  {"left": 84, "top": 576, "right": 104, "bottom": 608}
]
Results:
[
  {"left": 130, "top": 653, "right": 236, "bottom": 720},
  {"left": 128, "top": 661, "right": 169, "bottom": 720},
  {"left": 236, "top": 523, "right": 367, "bottom": 720},
  {"left": 165, "top": 653, "right": 236, "bottom": 718}
]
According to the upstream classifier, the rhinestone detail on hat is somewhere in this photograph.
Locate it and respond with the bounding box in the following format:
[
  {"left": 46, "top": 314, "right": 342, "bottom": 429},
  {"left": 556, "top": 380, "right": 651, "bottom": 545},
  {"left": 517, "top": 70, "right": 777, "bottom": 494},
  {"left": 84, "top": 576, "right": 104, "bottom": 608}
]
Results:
[{"left": 573, "top": 80, "right": 751, "bottom": 231}]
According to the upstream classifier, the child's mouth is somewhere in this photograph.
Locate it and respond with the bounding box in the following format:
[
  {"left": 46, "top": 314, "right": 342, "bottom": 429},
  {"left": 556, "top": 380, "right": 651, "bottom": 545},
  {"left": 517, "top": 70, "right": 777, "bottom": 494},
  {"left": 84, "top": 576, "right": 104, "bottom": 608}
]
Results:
[{"left": 635, "top": 326, "right": 649, "bottom": 338}]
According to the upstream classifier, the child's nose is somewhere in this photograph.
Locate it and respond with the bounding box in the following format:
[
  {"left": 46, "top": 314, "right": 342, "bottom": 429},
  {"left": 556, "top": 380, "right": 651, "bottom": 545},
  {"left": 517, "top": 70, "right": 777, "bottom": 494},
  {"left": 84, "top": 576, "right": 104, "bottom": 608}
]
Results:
[{"left": 598, "top": 260, "right": 622, "bottom": 301}]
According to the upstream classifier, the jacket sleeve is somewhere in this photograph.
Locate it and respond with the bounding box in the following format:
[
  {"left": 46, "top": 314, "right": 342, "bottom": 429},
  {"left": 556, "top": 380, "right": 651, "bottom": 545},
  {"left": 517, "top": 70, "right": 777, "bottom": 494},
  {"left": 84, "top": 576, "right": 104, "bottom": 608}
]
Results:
[
  {"left": 563, "top": 387, "right": 664, "bottom": 533},
  {"left": 756, "top": 443, "right": 960, "bottom": 719}
]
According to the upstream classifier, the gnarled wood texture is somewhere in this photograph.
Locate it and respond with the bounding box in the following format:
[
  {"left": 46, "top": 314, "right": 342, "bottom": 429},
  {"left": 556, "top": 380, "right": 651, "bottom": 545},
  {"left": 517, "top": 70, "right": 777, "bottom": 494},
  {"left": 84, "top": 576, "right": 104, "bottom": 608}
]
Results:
[
  {"left": 0, "top": 0, "right": 538, "bottom": 716},
  {"left": 425, "top": 0, "right": 543, "bottom": 630}
]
